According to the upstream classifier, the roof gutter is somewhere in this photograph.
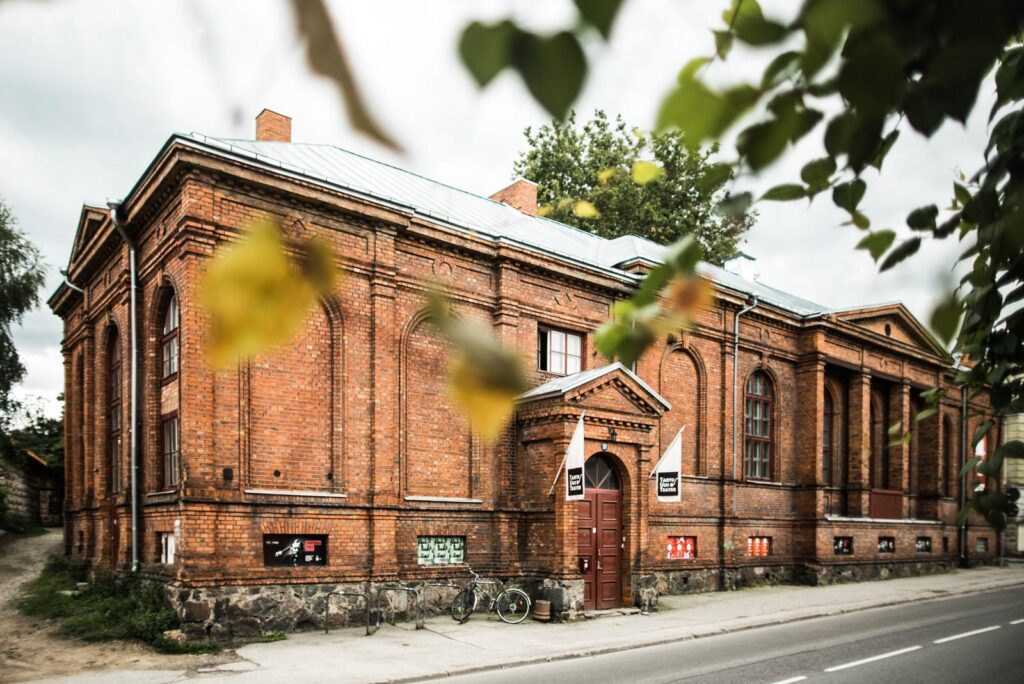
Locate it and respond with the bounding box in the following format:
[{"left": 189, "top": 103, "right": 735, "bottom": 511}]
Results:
[{"left": 109, "top": 200, "right": 140, "bottom": 573}]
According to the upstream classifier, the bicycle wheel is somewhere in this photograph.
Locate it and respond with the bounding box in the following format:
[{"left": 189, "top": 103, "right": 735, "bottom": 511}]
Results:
[
  {"left": 451, "top": 588, "right": 478, "bottom": 623},
  {"left": 496, "top": 588, "right": 531, "bottom": 624}
]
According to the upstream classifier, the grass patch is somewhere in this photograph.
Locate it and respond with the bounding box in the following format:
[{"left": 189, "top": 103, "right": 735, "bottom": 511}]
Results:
[{"left": 19, "top": 555, "right": 217, "bottom": 654}]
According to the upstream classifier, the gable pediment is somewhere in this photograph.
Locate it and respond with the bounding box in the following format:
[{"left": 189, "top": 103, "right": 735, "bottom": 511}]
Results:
[
  {"left": 69, "top": 205, "right": 109, "bottom": 267},
  {"left": 517, "top": 362, "right": 670, "bottom": 417},
  {"left": 833, "top": 304, "right": 947, "bottom": 357}
]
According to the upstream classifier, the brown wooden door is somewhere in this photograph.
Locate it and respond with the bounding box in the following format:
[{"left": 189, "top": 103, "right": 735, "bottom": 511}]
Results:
[{"left": 577, "top": 454, "right": 623, "bottom": 611}]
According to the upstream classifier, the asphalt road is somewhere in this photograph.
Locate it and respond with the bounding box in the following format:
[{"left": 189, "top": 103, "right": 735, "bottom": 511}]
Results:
[{"left": 440, "top": 586, "right": 1024, "bottom": 684}]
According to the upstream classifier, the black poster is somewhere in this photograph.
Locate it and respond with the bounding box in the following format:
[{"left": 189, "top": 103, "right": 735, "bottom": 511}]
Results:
[
  {"left": 262, "top": 534, "right": 328, "bottom": 566},
  {"left": 657, "top": 472, "right": 679, "bottom": 498},
  {"left": 567, "top": 466, "right": 584, "bottom": 498}
]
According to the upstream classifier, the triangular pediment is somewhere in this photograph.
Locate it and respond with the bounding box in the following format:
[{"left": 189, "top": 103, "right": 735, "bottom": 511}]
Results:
[
  {"left": 69, "top": 205, "right": 109, "bottom": 267},
  {"left": 833, "top": 303, "right": 947, "bottom": 357},
  {"left": 517, "top": 362, "right": 670, "bottom": 417}
]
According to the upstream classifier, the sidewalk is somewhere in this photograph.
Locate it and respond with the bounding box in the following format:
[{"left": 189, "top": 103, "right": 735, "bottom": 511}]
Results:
[{"left": 34, "top": 565, "right": 1024, "bottom": 684}]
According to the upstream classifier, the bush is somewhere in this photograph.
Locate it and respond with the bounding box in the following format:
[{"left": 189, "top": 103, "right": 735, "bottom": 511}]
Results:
[{"left": 19, "top": 555, "right": 216, "bottom": 654}]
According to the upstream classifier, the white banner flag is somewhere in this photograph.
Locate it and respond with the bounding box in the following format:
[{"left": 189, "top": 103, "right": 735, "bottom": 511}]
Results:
[
  {"left": 564, "top": 414, "right": 586, "bottom": 501},
  {"left": 651, "top": 426, "right": 684, "bottom": 502}
]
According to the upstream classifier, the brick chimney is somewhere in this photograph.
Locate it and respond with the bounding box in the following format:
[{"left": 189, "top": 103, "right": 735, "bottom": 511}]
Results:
[
  {"left": 489, "top": 179, "right": 538, "bottom": 216},
  {"left": 255, "top": 109, "right": 292, "bottom": 142}
]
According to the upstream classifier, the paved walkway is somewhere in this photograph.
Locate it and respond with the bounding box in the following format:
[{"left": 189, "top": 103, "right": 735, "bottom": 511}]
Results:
[{"left": 32, "top": 565, "right": 1024, "bottom": 683}]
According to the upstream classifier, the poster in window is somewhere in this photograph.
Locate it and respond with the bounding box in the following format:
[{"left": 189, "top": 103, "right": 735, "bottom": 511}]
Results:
[
  {"left": 666, "top": 536, "right": 697, "bottom": 559},
  {"left": 417, "top": 536, "right": 466, "bottom": 565},
  {"left": 915, "top": 537, "right": 932, "bottom": 553},
  {"left": 833, "top": 537, "right": 853, "bottom": 555},
  {"left": 262, "top": 534, "right": 328, "bottom": 566}
]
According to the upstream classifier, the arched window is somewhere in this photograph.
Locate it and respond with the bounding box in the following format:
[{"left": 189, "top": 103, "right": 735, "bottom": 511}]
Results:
[
  {"left": 870, "top": 391, "right": 891, "bottom": 489},
  {"left": 161, "top": 293, "right": 179, "bottom": 379},
  {"left": 107, "top": 329, "right": 122, "bottom": 493},
  {"left": 744, "top": 371, "right": 773, "bottom": 480},
  {"left": 585, "top": 454, "right": 620, "bottom": 490},
  {"left": 943, "top": 415, "right": 955, "bottom": 497},
  {"left": 823, "top": 389, "right": 834, "bottom": 485}
]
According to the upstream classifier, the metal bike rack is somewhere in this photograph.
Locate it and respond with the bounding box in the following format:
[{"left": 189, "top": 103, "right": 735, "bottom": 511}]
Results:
[
  {"left": 374, "top": 584, "right": 424, "bottom": 630},
  {"left": 421, "top": 580, "right": 462, "bottom": 617},
  {"left": 323, "top": 590, "right": 373, "bottom": 636}
]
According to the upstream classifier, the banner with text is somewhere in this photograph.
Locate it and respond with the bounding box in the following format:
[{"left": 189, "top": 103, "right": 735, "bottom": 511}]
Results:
[
  {"left": 651, "top": 426, "right": 684, "bottom": 503},
  {"left": 565, "top": 414, "right": 586, "bottom": 501}
]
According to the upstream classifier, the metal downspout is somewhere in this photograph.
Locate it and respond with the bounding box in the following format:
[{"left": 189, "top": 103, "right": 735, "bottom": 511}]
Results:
[{"left": 109, "top": 200, "right": 140, "bottom": 573}]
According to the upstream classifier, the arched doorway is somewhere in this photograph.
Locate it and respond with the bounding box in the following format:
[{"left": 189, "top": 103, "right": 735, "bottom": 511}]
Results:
[{"left": 577, "top": 453, "right": 623, "bottom": 610}]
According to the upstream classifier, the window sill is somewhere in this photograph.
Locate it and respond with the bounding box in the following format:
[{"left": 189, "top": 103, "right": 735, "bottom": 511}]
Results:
[
  {"left": 404, "top": 496, "right": 483, "bottom": 504},
  {"left": 160, "top": 373, "right": 178, "bottom": 387},
  {"left": 145, "top": 489, "right": 177, "bottom": 498},
  {"left": 244, "top": 489, "right": 347, "bottom": 499},
  {"left": 743, "top": 478, "right": 782, "bottom": 486}
]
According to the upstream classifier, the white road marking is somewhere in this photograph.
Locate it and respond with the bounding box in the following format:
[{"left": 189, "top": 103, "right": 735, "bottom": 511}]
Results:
[
  {"left": 933, "top": 625, "right": 1001, "bottom": 644},
  {"left": 770, "top": 677, "right": 807, "bottom": 684},
  {"left": 824, "top": 646, "right": 922, "bottom": 672},
  {"left": 1010, "top": 618, "right": 1024, "bottom": 625}
]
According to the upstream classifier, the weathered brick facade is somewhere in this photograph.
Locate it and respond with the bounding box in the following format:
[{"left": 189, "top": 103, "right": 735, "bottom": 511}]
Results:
[{"left": 49, "top": 114, "right": 999, "bottom": 633}]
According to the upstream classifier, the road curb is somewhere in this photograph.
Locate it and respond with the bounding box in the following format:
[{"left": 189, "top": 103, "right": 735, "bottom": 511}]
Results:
[{"left": 380, "top": 578, "right": 1024, "bottom": 684}]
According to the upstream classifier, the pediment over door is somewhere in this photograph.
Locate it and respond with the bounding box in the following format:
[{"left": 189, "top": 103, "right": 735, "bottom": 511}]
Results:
[{"left": 517, "top": 362, "right": 670, "bottom": 418}]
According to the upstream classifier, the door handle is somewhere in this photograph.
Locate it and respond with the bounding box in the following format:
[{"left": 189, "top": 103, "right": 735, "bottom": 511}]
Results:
[{"left": 597, "top": 560, "right": 602, "bottom": 571}]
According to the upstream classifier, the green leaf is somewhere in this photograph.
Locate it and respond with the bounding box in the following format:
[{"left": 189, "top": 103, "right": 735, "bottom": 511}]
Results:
[
  {"left": 737, "top": 118, "right": 792, "bottom": 171},
  {"left": 850, "top": 211, "right": 870, "bottom": 229},
  {"left": 658, "top": 79, "right": 758, "bottom": 146},
  {"left": 856, "top": 230, "right": 895, "bottom": 262},
  {"left": 906, "top": 205, "right": 938, "bottom": 231},
  {"left": 698, "top": 163, "right": 733, "bottom": 193},
  {"left": 832, "top": 179, "right": 866, "bottom": 213},
  {"left": 631, "top": 160, "right": 664, "bottom": 185},
  {"left": 714, "top": 30, "right": 734, "bottom": 60},
  {"left": 761, "top": 184, "right": 807, "bottom": 201},
  {"left": 870, "top": 129, "right": 900, "bottom": 170},
  {"left": 959, "top": 457, "right": 981, "bottom": 478},
  {"left": 879, "top": 237, "right": 921, "bottom": 272},
  {"left": 929, "top": 292, "right": 962, "bottom": 344},
  {"left": 762, "top": 51, "right": 803, "bottom": 89},
  {"left": 800, "top": 157, "right": 836, "bottom": 190},
  {"left": 972, "top": 419, "right": 994, "bottom": 449},
  {"left": 512, "top": 31, "right": 587, "bottom": 120},
  {"left": 914, "top": 407, "right": 938, "bottom": 422},
  {"left": 734, "top": 16, "right": 787, "bottom": 46},
  {"left": 799, "top": 0, "right": 884, "bottom": 77},
  {"left": 573, "top": 0, "right": 623, "bottom": 40},
  {"left": 716, "top": 192, "right": 753, "bottom": 219},
  {"left": 459, "top": 20, "right": 518, "bottom": 87},
  {"left": 836, "top": 30, "right": 904, "bottom": 116},
  {"left": 953, "top": 182, "right": 972, "bottom": 208}
]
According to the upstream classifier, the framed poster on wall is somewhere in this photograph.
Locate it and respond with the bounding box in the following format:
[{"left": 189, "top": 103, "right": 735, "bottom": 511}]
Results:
[{"left": 262, "top": 534, "right": 328, "bottom": 566}]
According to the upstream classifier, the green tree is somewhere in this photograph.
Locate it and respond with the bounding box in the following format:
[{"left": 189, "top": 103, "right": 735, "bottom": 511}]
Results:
[
  {"left": 457, "top": 0, "right": 1024, "bottom": 531},
  {"left": 0, "top": 198, "right": 47, "bottom": 422},
  {"left": 513, "top": 110, "right": 753, "bottom": 265},
  {"left": 8, "top": 397, "right": 64, "bottom": 469}
]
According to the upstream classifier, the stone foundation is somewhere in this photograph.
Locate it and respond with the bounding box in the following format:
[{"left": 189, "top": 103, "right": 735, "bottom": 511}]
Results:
[{"left": 171, "top": 576, "right": 583, "bottom": 639}]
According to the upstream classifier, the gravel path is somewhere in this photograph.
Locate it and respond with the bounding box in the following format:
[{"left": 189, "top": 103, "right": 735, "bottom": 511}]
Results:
[{"left": 0, "top": 528, "right": 62, "bottom": 617}]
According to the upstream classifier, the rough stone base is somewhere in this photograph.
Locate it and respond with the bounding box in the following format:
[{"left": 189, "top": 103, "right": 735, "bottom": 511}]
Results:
[
  {"left": 635, "top": 559, "right": 957, "bottom": 609},
  {"left": 171, "top": 576, "right": 582, "bottom": 639}
]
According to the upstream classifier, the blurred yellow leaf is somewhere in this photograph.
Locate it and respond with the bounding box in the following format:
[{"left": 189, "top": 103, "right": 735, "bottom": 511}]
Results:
[
  {"left": 573, "top": 200, "right": 600, "bottom": 219},
  {"left": 199, "top": 220, "right": 336, "bottom": 367},
  {"left": 666, "top": 275, "right": 714, "bottom": 321},
  {"left": 597, "top": 167, "right": 616, "bottom": 184},
  {"left": 538, "top": 203, "right": 553, "bottom": 217},
  {"left": 425, "top": 290, "right": 527, "bottom": 441},
  {"left": 632, "top": 160, "right": 664, "bottom": 185}
]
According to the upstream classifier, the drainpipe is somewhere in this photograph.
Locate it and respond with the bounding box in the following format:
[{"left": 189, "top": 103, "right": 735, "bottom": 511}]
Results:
[
  {"left": 732, "top": 296, "right": 758, "bottom": 479},
  {"left": 60, "top": 269, "right": 85, "bottom": 295},
  {"left": 959, "top": 383, "right": 968, "bottom": 568},
  {"left": 109, "top": 200, "right": 140, "bottom": 573}
]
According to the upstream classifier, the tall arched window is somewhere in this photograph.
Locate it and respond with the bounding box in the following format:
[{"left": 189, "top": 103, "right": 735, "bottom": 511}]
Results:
[
  {"left": 870, "top": 391, "right": 891, "bottom": 489},
  {"left": 107, "top": 329, "right": 122, "bottom": 493},
  {"left": 744, "top": 371, "right": 773, "bottom": 480},
  {"left": 823, "top": 389, "right": 834, "bottom": 485},
  {"left": 161, "top": 293, "right": 179, "bottom": 379},
  {"left": 943, "top": 415, "right": 955, "bottom": 497}
]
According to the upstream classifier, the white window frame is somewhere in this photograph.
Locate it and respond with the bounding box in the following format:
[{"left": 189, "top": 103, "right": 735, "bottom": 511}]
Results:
[{"left": 538, "top": 326, "right": 583, "bottom": 376}]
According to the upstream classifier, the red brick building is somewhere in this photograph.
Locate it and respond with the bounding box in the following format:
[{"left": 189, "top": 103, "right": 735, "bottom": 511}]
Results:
[{"left": 50, "top": 111, "right": 998, "bottom": 635}]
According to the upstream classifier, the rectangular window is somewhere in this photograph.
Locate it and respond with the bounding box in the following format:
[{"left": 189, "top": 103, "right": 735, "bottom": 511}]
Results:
[
  {"left": 537, "top": 325, "right": 582, "bottom": 375},
  {"left": 834, "top": 537, "right": 854, "bottom": 555},
  {"left": 878, "top": 536, "right": 895, "bottom": 554},
  {"left": 162, "top": 415, "right": 180, "bottom": 488},
  {"left": 159, "top": 532, "right": 175, "bottom": 565},
  {"left": 916, "top": 537, "right": 932, "bottom": 553},
  {"left": 162, "top": 335, "right": 179, "bottom": 378},
  {"left": 667, "top": 536, "right": 697, "bottom": 559},
  {"left": 747, "top": 536, "right": 771, "bottom": 557},
  {"left": 976, "top": 537, "right": 988, "bottom": 553},
  {"left": 417, "top": 536, "right": 466, "bottom": 565}
]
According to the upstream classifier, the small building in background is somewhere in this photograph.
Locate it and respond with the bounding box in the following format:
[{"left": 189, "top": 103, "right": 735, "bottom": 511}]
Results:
[
  {"left": 1003, "top": 413, "right": 1024, "bottom": 559},
  {"left": 0, "top": 441, "right": 62, "bottom": 529}
]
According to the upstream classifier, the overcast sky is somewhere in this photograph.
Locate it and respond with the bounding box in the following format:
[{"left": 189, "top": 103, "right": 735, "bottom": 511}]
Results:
[{"left": 0, "top": 0, "right": 993, "bottom": 418}]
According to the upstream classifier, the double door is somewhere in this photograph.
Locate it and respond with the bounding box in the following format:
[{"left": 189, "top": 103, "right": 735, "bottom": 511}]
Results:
[{"left": 577, "top": 489, "right": 622, "bottom": 610}]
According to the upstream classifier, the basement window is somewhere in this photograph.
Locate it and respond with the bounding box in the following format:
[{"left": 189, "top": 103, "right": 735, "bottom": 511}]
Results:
[
  {"left": 417, "top": 536, "right": 466, "bottom": 565},
  {"left": 976, "top": 537, "right": 988, "bottom": 553},
  {"left": 537, "top": 325, "right": 582, "bottom": 375},
  {"left": 747, "top": 536, "right": 771, "bottom": 557},
  {"left": 834, "top": 537, "right": 853, "bottom": 555},
  {"left": 878, "top": 537, "right": 895, "bottom": 554},
  {"left": 667, "top": 536, "right": 697, "bottom": 559},
  {"left": 916, "top": 537, "right": 932, "bottom": 553},
  {"left": 159, "top": 532, "right": 176, "bottom": 565}
]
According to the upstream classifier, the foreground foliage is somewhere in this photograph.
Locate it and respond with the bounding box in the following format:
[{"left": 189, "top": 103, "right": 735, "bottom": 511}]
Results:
[{"left": 18, "top": 555, "right": 215, "bottom": 654}]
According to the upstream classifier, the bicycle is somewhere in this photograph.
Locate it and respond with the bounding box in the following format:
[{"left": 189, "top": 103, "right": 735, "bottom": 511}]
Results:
[{"left": 450, "top": 567, "right": 531, "bottom": 625}]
